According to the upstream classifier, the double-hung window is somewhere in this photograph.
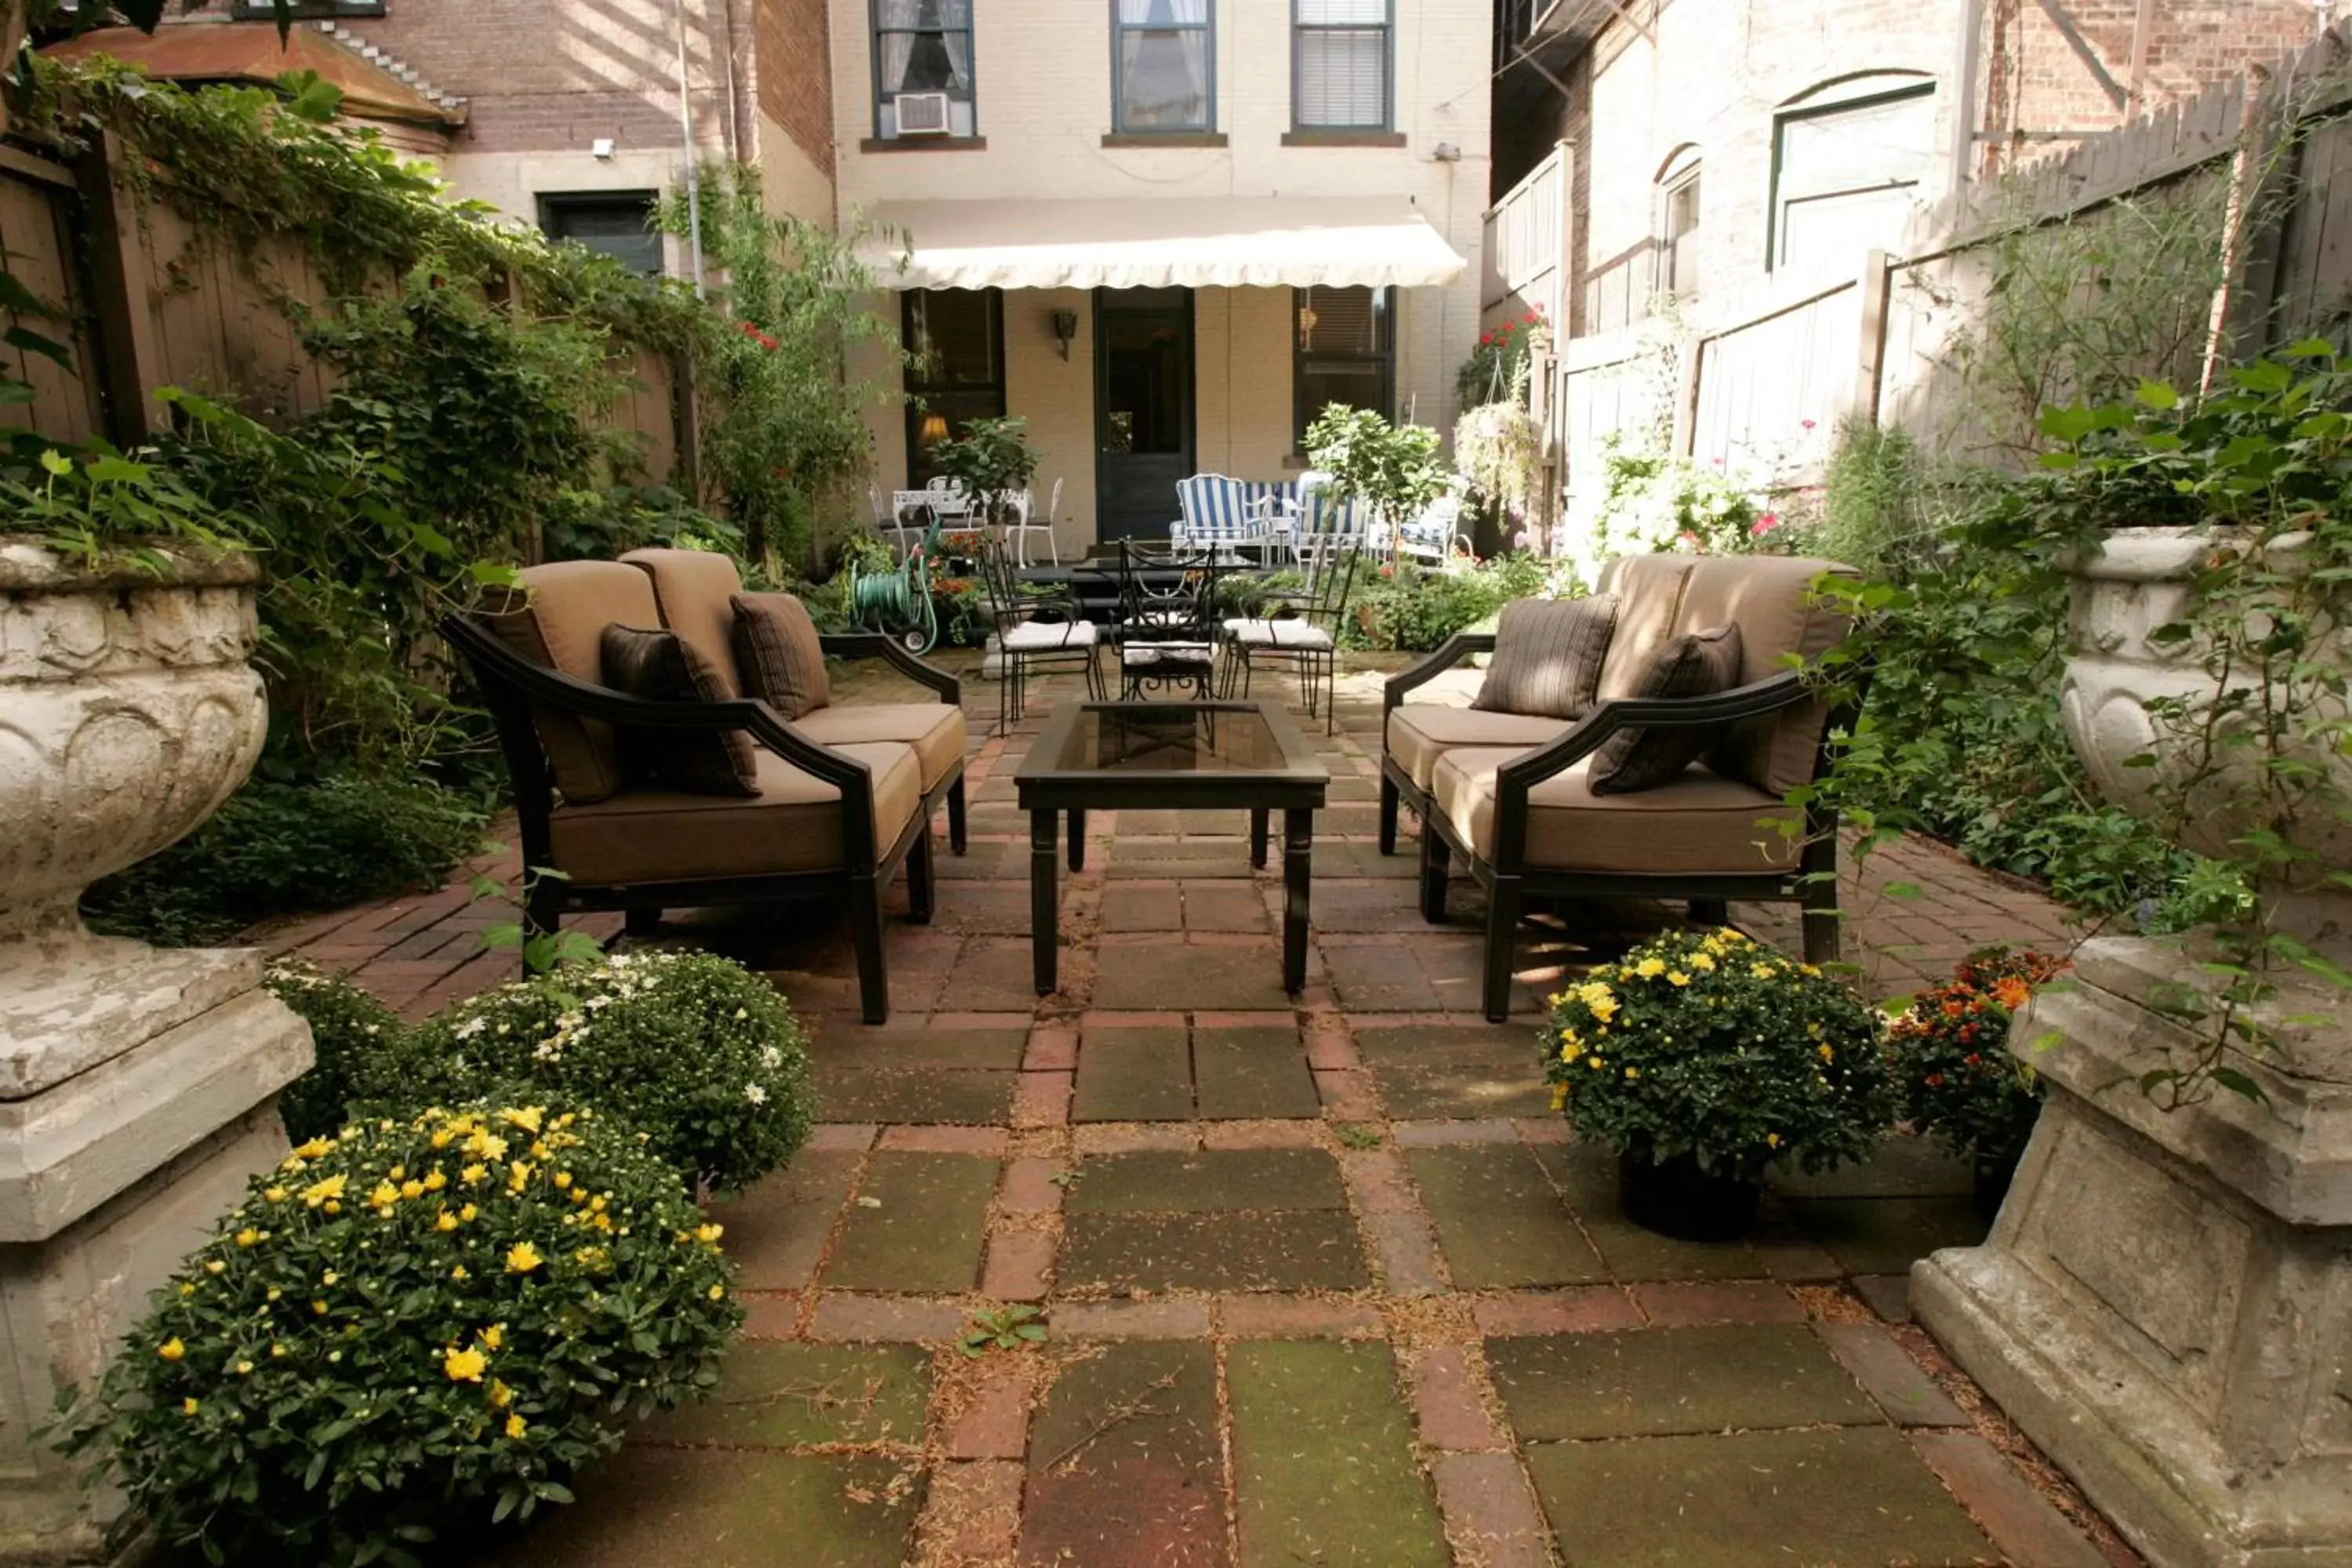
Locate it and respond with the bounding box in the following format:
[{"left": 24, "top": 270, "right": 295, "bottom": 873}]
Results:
[
  {"left": 1294, "top": 285, "right": 1394, "bottom": 447},
  {"left": 1769, "top": 74, "right": 1936, "bottom": 272},
  {"left": 1654, "top": 149, "right": 1701, "bottom": 299},
  {"left": 1112, "top": 0, "right": 1212, "bottom": 133},
  {"left": 873, "top": 0, "right": 977, "bottom": 140},
  {"left": 903, "top": 289, "right": 1004, "bottom": 488},
  {"left": 1294, "top": 0, "right": 1391, "bottom": 131}
]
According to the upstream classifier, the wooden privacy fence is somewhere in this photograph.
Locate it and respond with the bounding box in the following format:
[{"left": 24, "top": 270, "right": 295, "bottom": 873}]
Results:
[
  {"left": 1482, "top": 140, "right": 1570, "bottom": 335},
  {"left": 0, "top": 132, "right": 683, "bottom": 485},
  {"left": 1544, "top": 18, "right": 2352, "bottom": 526}
]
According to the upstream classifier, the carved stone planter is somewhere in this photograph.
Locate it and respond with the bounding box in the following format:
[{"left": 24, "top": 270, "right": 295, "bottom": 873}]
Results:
[
  {"left": 1915, "top": 526, "right": 2352, "bottom": 1568},
  {"left": 0, "top": 543, "right": 310, "bottom": 1560}
]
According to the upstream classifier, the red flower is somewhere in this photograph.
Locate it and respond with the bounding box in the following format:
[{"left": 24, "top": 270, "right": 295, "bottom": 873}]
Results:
[
  {"left": 1377, "top": 565, "right": 1393, "bottom": 579},
  {"left": 1801, "top": 418, "right": 1817, "bottom": 430},
  {"left": 1749, "top": 512, "right": 1780, "bottom": 537},
  {"left": 1524, "top": 308, "right": 1543, "bottom": 323},
  {"left": 1925, "top": 1073, "right": 1944, "bottom": 1087},
  {"left": 1479, "top": 332, "right": 1495, "bottom": 347}
]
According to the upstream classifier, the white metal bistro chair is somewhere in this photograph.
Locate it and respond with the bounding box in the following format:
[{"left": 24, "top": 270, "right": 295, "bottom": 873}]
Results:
[{"left": 1000, "top": 477, "right": 1061, "bottom": 568}]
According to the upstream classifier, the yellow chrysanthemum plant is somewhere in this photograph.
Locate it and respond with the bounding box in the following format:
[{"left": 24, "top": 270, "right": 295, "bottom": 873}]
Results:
[
  {"left": 1544, "top": 928, "right": 1893, "bottom": 1227},
  {"left": 49, "top": 1099, "right": 739, "bottom": 1568}
]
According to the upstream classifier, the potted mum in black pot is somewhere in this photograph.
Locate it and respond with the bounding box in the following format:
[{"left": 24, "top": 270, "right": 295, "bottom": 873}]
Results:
[
  {"left": 1544, "top": 927, "right": 1893, "bottom": 1241},
  {"left": 1886, "top": 946, "right": 2066, "bottom": 1217}
]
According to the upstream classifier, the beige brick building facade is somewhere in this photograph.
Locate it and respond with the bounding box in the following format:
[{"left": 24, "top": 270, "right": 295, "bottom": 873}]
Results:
[{"left": 833, "top": 0, "right": 1492, "bottom": 552}]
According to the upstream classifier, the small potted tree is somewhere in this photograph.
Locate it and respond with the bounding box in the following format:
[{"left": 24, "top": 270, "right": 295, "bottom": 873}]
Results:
[
  {"left": 1304, "top": 405, "right": 1452, "bottom": 568},
  {"left": 1544, "top": 927, "right": 1893, "bottom": 1240},
  {"left": 931, "top": 415, "right": 1041, "bottom": 560}
]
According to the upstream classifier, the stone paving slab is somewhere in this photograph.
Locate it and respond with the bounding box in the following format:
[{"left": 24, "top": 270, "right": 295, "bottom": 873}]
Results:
[
  {"left": 1783, "top": 1194, "right": 1990, "bottom": 1276},
  {"left": 1353, "top": 1021, "right": 1553, "bottom": 1118},
  {"left": 1228, "top": 1341, "right": 1450, "bottom": 1567},
  {"left": 1523, "top": 1428, "right": 1998, "bottom": 1567},
  {"left": 1093, "top": 943, "right": 1296, "bottom": 1011},
  {"left": 485, "top": 1450, "right": 924, "bottom": 1568},
  {"left": 1072, "top": 1027, "right": 1193, "bottom": 1122},
  {"left": 810, "top": 1066, "right": 1017, "bottom": 1125},
  {"left": 710, "top": 1152, "right": 859, "bottom": 1292},
  {"left": 1407, "top": 1144, "right": 1610, "bottom": 1289},
  {"left": 1486, "top": 1324, "right": 1882, "bottom": 1440},
  {"left": 1192, "top": 1025, "right": 1322, "bottom": 1120},
  {"left": 823, "top": 1152, "right": 998, "bottom": 1294},
  {"left": 1061, "top": 1210, "right": 1372, "bottom": 1293},
  {"left": 1022, "top": 1341, "right": 1229, "bottom": 1567},
  {"left": 639, "top": 1341, "right": 931, "bottom": 1448},
  {"left": 1065, "top": 1148, "right": 1348, "bottom": 1212},
  {"left": 1530, "top": 1142, "right": 1777, "bottom": 1283}
]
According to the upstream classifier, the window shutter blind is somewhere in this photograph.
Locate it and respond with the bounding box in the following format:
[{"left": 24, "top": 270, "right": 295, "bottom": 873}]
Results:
[{"left": 1296, "top": 0, "right": 1387, "bottom": 127}]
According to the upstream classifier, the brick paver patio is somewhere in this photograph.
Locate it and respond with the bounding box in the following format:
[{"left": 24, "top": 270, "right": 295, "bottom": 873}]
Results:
[{"left": 257, "top": 655, "right": 2121, "bottom": 1567}]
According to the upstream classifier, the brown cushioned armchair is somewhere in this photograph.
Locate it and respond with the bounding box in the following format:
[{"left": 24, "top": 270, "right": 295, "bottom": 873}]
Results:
[
  {"left": 441, "top": 551, "right": 968, "bottom": 1024},
  {"left": 1379, "top": 554, "right": 1859, "bottom": 1022}
]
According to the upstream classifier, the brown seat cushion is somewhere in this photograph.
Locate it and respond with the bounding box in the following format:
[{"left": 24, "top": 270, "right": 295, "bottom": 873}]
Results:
[
  {"left": 546, "top": 742, "right": 921, "bottom": 884},
  {"left": 1588, "top": 623, "right": 1744, "bottom": 795},
  {"left": 1432, "top": 746, "right": 1802, "bottom": 873},
  {"left": 621, "top": 547, "right": 748, "bottom": 695},
  {"left": 597, "top": 626, "right": 760, "bottom": 797},
  {"left": 796, "top": 702, "right": 967, "bottom": 792},
  {"left": 484, "top": 561, "right": 664, "bottom": 805},
  {"left": 1593, "top": 554, "right": 1698, "bottom": 702},
  {"left": 1472, "top": 594, "right": 1619, "bottom": 719},
  {"left": 1385, "top": 704, "right": 1571, "bottom": 791},
  {"left": 731, "top": 593, "right": 833, "bottom": 720},
  {"left": 1673, "top": 554, "right": 1858, "bottom": 793}
]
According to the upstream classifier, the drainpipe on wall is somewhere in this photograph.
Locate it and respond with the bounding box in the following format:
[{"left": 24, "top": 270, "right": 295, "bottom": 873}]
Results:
[
  {"left": 1947, "top": 0, "right": 1987, "bottom": 194},
  {"left": 674, "top": 0, "right": 706, "bottom": 297}
]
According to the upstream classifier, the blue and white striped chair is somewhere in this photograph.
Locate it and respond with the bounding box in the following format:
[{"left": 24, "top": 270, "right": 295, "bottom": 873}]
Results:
[
  {"left": 1388, "top": 494, "right": 1468, "bottom": 563},
  {"left": 1172, "top": 474, "right": 1290, "bottom": 559},
  {"left": 1294, "top": 481, "right": 1374, "bottom": 566}
]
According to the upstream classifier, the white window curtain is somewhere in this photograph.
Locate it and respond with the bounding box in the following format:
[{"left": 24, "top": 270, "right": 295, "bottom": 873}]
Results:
[
  {"left": 1116, "top": 0, "right": 1210, "bottom": 129},
  {"left": 1296, "top": 0, "right": 1388, "bottom": 128},
  {"left": 876, "top": 0, "right": 973, "bottom": 96}
]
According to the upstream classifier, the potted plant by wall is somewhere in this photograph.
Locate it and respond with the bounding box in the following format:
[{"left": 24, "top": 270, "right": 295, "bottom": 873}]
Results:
[
  {"left": 931, "top": 415, "right": 1041, "bottom": 535},
  {"left": 1544, "top": 927, "right": 1892, "bottom": 1240},
  {"left": 1886, "top": 946, "right": 2067, "bottom": 1215}
]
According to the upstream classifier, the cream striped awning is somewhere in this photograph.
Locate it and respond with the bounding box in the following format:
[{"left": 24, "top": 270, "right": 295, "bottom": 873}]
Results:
[{"left": 858, "top": 196, "right": 1467, "bottom": 292}]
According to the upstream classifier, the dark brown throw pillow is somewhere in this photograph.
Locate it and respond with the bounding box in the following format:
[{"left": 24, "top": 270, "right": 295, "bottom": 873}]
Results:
[
  {"left": 597, "top": 625, "right": 760, "bottom": 797},
  {"left": 731, "top": 592, "right": 832, "bottom": 720},
  {"left": 1473, "top": 595, "right": 1620, "bottom": 720},
  {"left": 1588, "top": 623, "right": 1744, "bottom": 795}
]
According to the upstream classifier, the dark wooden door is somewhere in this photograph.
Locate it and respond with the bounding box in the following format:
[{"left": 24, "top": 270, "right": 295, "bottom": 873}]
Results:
[{"left": 1093, "top": 287, "right": 1194, "bottom": 545}]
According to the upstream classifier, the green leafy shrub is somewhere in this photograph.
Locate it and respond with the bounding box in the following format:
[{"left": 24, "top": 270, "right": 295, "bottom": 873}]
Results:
[
  {"left": 1543, "top": 928, "right": 1893, "bottom": 1178},
  {"left": 52, "top": 1100, "right": 740, "bottom": 1568},
  {"left": 1886, "top": 948, "right": 2066, "bottom": 1168},
  {"left": 264, "top": 960, "right": 410, "bottom": 1144},
  {"left": 1348, "top": 554, "right": 1553, "bottom": 651},
  {"left": 83, "top": 771, "right": 486, "bottom": 947},
  {"left": 397, "top": 953, "right": 814, "bottom": 1194}
]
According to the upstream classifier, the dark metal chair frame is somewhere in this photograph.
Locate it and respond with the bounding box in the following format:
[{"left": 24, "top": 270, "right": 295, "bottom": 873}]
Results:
[
  {"left": 979, "top": 540, "right": 1102, "bottom": 735},
  {"left": 1219, "top": 539, "right": 1363, "bottom": 733},
  {"left": 1108, "top": 539, "right": 1225, "bottom": 701},
  {"left": 441, "top": 614, "right": 967, "bottom": 1025},
  {"left": 1377, "top": 631, "right": 1854, "bottom": 1022}
]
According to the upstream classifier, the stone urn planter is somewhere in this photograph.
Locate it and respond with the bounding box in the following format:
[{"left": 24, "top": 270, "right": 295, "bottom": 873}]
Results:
[
  {"left": 0, "top": 543, "right": 310, "bottom": 1559},
  {"left": 1913, "top": 524, "right": 2352, "bottom": 1568}
]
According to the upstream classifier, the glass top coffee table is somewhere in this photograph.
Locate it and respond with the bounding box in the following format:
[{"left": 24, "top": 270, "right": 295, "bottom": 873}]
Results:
[{"left": 1014, "top": 701, "right": 1331, "bottom": 996}]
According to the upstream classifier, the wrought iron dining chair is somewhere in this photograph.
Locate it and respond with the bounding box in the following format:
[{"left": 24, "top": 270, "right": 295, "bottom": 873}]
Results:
[
  {"left": 1220, "top": 532, "right": 1362, "bottom": 732},
  {"left": 1111, "top": 539, "right": 1222, "bottom": 701},
  {"left": 978, "top": 539, "right": 1101, "bottom": 735}
]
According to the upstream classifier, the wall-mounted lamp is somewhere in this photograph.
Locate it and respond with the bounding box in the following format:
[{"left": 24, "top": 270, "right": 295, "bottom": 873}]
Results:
[
  {"left": 590, "top": 137, "right": 617, "bottom": 161},
  {"left": 1051, "top": 308, "right": 1079, "bottom": 361}
]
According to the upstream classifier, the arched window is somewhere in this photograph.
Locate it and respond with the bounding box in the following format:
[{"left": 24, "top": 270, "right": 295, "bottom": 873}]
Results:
[
  {"left": 1653, "top": 144, "right": 1702, "bottom": 299},
  {"left": 1769, "top": 71, "right": 1936, "bottom": 272}
]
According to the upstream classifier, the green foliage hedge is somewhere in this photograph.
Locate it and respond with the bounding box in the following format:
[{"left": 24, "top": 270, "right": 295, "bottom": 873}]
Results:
[
  {"left": 53, "top": 1101, "right": 739, "bottom": 1568},
  {"left": 84, "top": 772, "right": 486, "bottom": 948}
]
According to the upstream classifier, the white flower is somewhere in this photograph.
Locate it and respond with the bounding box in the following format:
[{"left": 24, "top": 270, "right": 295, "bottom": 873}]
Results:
[
  {"left": 759, "top": 1045, "right": 782, "bottom": 1069},
  {"left": 734, "top": 1008, "right": 749, "bottom": 1021},
  {"left": 743, "top": 1083, "right": 768, "bottom": 1106},
  {"left": 452, "top": 1018, "right": 488, "bottom": 1041}
]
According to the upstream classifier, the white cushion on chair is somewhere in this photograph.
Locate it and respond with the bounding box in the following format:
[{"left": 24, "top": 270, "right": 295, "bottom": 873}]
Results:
[
  {"left": 1004, "top": 619, "right": 1099, "bottom": 650},
  {"left": 1122, "top": 641, "right": 1214, "bottom": 666},
  {"left": 1223, "top": 618, "right": 1334, "bottom": 650}
]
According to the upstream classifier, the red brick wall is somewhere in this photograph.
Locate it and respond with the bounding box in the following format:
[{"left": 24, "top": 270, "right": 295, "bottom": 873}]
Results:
[
  {"left": 327, "top": 0, "right": 745, "bottom": 160},
  {"left": 752, "top": 0, "right": 833, "bottom": 177}
]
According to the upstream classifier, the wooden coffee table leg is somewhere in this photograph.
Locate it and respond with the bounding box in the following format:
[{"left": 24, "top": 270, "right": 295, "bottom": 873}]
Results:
[
  {"left": 1031, "top": 808, "right": 1058, "bottom": 996},
  {"left": 1283, "top": 808, "right": 1312, "bottom": 993},
  {"left": 1250, "top": 808, "right": 1269, "bottom": 869},
  {"left": 1069, "top": 808, "right": 1087, "bottom": 872}
]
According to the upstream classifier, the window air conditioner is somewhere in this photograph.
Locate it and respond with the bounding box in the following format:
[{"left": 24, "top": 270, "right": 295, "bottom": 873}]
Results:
[{"left": 895, "top": 93, "right": 953, "bottom": 136}]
